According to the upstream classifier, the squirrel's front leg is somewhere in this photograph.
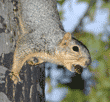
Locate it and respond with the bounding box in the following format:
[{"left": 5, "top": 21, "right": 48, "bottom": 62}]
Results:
[
  {"left": 10, "top": 48, "right": 44, "bottom": 84},
  {"left": 10, "top": 49, "right": 26, "bottom": 84},
  {"left": 10, "top": 57, "right": 23, "bottom": 84}
]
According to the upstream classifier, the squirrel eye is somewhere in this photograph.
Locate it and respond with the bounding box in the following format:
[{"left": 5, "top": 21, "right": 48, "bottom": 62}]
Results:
[{"left": 72, "top": 46, "right": 79, "bottom": 52}]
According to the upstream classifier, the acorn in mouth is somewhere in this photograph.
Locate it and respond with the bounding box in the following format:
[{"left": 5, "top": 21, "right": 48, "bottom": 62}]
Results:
[{"left": 72, "top": 65, "right": 83, "bottom": 74}]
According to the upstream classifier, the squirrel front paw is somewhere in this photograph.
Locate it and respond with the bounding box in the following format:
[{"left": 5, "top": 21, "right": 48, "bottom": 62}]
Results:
[{"left": 9, "top": 72, "right": 21, "bottom": 84}]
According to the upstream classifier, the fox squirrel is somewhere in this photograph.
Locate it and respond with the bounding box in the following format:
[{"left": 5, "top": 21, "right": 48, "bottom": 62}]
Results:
[{"left": 10, "top": 0, "right": 91, "bottom": 84}]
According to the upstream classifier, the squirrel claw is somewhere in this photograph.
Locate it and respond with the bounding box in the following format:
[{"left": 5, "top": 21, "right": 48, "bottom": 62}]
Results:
[{"left": 9, "top": 72, "right": 21, "bottom": 84}]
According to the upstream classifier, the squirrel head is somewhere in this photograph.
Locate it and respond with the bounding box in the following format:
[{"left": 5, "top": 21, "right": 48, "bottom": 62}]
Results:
[{"left": 56, "top": 32, "right": 91, "bottom": 74}]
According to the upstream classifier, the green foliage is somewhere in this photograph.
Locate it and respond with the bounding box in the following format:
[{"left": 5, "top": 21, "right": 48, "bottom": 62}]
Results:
[
  {"left": 89, "top": 4, "right": 96, "bottom": 21},
  {"left": 57, "top": 0, "right": 65, "bottom": 5},
  {"left": 59, "top": 11, "right": 64, "bottom": 20},
  {"left": 57, "top": 0, "right": 65, "bottom": 20},
  {"left": 46, "top": 77, "right": 53, "bottom": 93},
  {"left": 78, "top": 0, "right": 97, "bottom": 21},
  {"left": 62, "top": 89, "right": 87, "bottom": 102},
  {"left": 102, "top": 2, "right": 110, "bottom": 10},
  {"left": 78, "top": 0, "right": 91, "bottom": 4},
  {"left": 57, "top": 83, "right": 87, "bottom": 102},
  {"left": 101, "top": 2, "right": 110, "bottom": 20},
  {"left": 103, "top": 0, "right": 110, "bottom": 3}
]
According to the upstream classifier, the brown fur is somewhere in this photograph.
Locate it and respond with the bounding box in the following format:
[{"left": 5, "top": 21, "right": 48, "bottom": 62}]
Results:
[
  {"left": 10, "top": 32, "right": 91, "bottom": 84},
  {"left": 10, "top": 0, "right": 91, "bottom": 84}
]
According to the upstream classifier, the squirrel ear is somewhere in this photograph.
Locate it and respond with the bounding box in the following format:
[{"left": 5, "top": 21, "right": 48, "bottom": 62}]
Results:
[{"left": 59, "top": 32, "right": 71, "bottom": 46}]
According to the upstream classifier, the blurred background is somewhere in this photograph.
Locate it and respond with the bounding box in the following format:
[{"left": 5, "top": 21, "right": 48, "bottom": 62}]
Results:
[{"left": 45, "top": 0, "right": 110, "bottom": 102}]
